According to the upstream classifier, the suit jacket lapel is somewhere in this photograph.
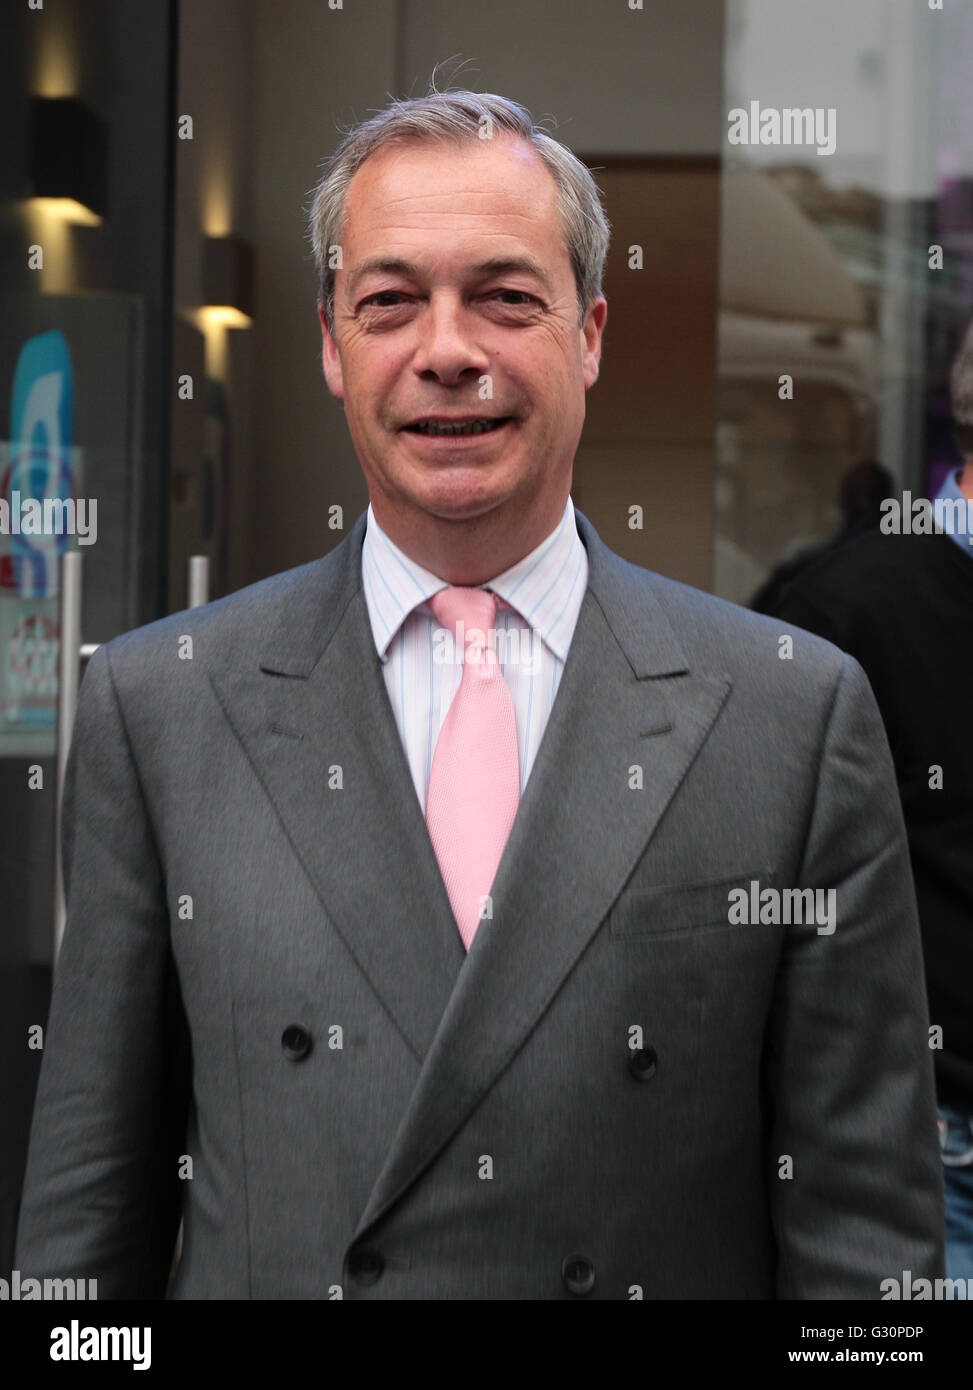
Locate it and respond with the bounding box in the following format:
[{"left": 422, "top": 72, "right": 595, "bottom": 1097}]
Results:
[
  {"left": 354, "top": 508, "right": 731, "bottom": 1235},
  {"left": 208, "top": 512, "right": 467, "bottom": 1066}
]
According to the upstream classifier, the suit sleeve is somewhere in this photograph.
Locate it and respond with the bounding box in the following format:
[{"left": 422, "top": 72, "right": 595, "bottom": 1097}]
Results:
[
  {"left": 766, "top": 652, "right": 945, "bottom": 1298},
  {"left": 14, "top": 642, "right": 191, "bottom": 1299}
]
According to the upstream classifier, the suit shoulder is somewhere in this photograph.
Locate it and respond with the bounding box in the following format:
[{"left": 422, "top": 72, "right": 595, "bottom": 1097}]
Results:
[
  {"left": 96, "top": 550, "right": 345, "bottom": 680},
  {"left": 620, "top": 558, "right": 847, "bottom": 680}
]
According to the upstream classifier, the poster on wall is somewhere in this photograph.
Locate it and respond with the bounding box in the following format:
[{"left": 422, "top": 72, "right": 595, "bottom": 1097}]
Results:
[
  {"left": 0, "top": 292, "right": 144, "bottom": 762},
  {"left": 0, "top": 330, "right": 85, "bottom": 756}
]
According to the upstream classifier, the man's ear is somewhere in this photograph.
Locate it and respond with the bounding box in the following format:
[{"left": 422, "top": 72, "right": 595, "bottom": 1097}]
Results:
[
  {"left": 581, "top": 295, "right": 607, "bottom": 390},
  {"left": 318, "top": 302, "right": 345, "bottom": 400}
]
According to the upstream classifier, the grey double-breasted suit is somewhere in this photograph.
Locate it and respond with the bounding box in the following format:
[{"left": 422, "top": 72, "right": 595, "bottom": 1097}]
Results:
[{"left": 14, "top": 508, "right": 944, "bottom": 1298}]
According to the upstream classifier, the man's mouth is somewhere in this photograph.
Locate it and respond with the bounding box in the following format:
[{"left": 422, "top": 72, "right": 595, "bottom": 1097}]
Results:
[{"left": 403, "top": 416, "right": 513, "bottom": 437}]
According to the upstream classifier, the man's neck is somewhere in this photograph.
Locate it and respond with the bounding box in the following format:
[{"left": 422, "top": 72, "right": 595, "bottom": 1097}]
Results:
[
  {"left": 960, "top": 462, "right": 973, "bottom": 501},
  {"left": 370, "top": 494, "right": 570, "bottom": 586}
]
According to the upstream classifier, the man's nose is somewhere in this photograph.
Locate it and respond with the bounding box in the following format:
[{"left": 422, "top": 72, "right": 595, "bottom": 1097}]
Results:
[{"left": 411, "top": 295, "right": 489, "bottom": 383}]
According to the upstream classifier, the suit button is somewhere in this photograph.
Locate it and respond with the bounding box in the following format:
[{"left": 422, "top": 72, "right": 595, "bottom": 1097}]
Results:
[
  {"left": 562, "top": 1253, "right": 595, "bottom": 1295},
  {"left": 281, "top": 1024, "right": 312, "bottom": 1061},
  {"left": 348, "top": 1247, "right": 384, "bottom": 1286},
  {"left": 628, "top": 1044, "right": 657, "bottom": 1080}
]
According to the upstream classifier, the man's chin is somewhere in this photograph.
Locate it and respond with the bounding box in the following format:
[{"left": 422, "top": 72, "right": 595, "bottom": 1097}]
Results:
[
  {"left": 418, "top": 488, "right": 517, "bottom": 525},
  {"left": 394, "top": 454, "right": 524, "bottom": 522}
]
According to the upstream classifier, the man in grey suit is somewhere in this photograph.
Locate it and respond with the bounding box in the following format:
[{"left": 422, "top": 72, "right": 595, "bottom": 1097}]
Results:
[{"left": 16, "top": 88, "right": 944, "bottom": 1299}]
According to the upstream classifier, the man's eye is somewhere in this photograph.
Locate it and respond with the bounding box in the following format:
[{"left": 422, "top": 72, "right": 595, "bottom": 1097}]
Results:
[
  {"left": 359, "top": 289, "right": 536, "bottom": 311},
  {"left": 493, "top": 290, "right": 536, "bottom": 305},
  {"left": 362, "top": 292, "right": 406, "bottom": 308}
]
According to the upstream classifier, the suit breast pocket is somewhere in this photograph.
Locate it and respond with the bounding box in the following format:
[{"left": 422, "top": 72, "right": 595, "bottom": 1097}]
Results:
[{"left": 608, "top": 872, "right": 769, "bottom": 940}]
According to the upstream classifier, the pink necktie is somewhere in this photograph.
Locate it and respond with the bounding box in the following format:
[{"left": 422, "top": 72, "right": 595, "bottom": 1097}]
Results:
[{"left": 425, "top": 587, "right": 521, "bottom": 950}]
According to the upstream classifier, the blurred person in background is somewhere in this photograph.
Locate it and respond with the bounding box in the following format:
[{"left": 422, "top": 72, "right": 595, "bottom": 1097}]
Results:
[
  {"left": 771, "top": 319, "right": 973, "bottom": 1280},
  {"left": 750, "top": 458, "right": 893, "bottom": 615}
]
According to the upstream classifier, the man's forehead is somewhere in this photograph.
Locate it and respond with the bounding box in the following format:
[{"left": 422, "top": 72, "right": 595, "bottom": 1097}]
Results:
[
  {"left": 339, "top": 138, "right": 566, "bottom": 287},
  {"left": 344, "top": 135, "right": 556, "bottom": 221}
]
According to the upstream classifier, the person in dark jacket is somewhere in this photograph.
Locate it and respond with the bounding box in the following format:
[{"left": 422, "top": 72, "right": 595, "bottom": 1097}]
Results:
[{"left": 771, "top": 320, "right": 973, "bottom": 1281}]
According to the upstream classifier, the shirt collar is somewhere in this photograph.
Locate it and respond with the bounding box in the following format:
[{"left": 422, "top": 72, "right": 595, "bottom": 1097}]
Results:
[
  {"left": 934, "top": 466, "right": 973, "bottom": 556},
  {"left": 361, "top": 495, "right": 588, "bottom": 664}
]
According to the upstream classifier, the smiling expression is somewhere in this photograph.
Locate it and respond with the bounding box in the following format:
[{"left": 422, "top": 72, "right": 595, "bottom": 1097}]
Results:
[{"left": 319, "top": 134, "right": 607, "bottom": 539}]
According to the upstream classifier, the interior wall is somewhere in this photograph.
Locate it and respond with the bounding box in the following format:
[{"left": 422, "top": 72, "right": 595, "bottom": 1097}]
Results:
[
  {"left": 252, "top": 0, "right": 400, "bottom": 582},
  {"left": 172, "top": 0, "right": 256, "bottom": 604},
  {"left": 574, "top": 159, "right": 721, "bottom": 589}
]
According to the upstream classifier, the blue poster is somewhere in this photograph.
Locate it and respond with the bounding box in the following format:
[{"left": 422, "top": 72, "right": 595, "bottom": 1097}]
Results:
[
  {"left": 2, "top": 330, "right": 75, "bottom": 598},
  {"left": 1, "top": 331, "right": 75, "bottom": 733}
]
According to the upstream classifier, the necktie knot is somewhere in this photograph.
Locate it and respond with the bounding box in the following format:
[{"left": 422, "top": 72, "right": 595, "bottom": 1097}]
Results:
[{"left": 429, "top": 587, "right": 500, "bottom": 668}]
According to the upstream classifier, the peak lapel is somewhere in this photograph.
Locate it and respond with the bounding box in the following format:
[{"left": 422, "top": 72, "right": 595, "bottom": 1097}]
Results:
[
  {"left": 208, "top": 513, "right": 466, "bottom": 1064},
  {"left": 355, "top": 508, "right": 732, "bottom": 1235}
]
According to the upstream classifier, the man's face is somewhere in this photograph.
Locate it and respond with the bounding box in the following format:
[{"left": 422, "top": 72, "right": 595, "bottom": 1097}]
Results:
[{"left": 319, "top": 135, "right": 606, "bottom": 530}]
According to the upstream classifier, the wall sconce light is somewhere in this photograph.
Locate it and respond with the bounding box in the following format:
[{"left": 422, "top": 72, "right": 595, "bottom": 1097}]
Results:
[
  {"left": 28, "top": 96, "right": 107, "bottom": 224},
  {"left": 202, "top": 234, "right": 255, "bottom": 327}
]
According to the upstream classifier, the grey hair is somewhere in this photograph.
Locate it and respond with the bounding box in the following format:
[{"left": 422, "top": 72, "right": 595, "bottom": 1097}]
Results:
[
  {"left": 951, "top": 315, "right": 973, "bottom": 457},
  {"left": 307, "top": 86, "right": 611, "bottom": 335}
]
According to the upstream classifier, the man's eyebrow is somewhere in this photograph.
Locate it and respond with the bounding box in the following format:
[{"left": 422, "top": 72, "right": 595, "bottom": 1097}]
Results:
[
  {"left": 345, "top": 255, "right": 556, "bottom": 300},
  {"left": 468, "top": 257, "right": 555, "bottom": 294},
  {"left": 346, "top": 258, "right": 418, "bottom": 298}
]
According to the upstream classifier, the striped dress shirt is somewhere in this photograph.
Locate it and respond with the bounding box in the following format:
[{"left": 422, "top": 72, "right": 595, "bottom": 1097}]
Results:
[{"left": 361, "top": 496, "right": 590, "bottom": 812}]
